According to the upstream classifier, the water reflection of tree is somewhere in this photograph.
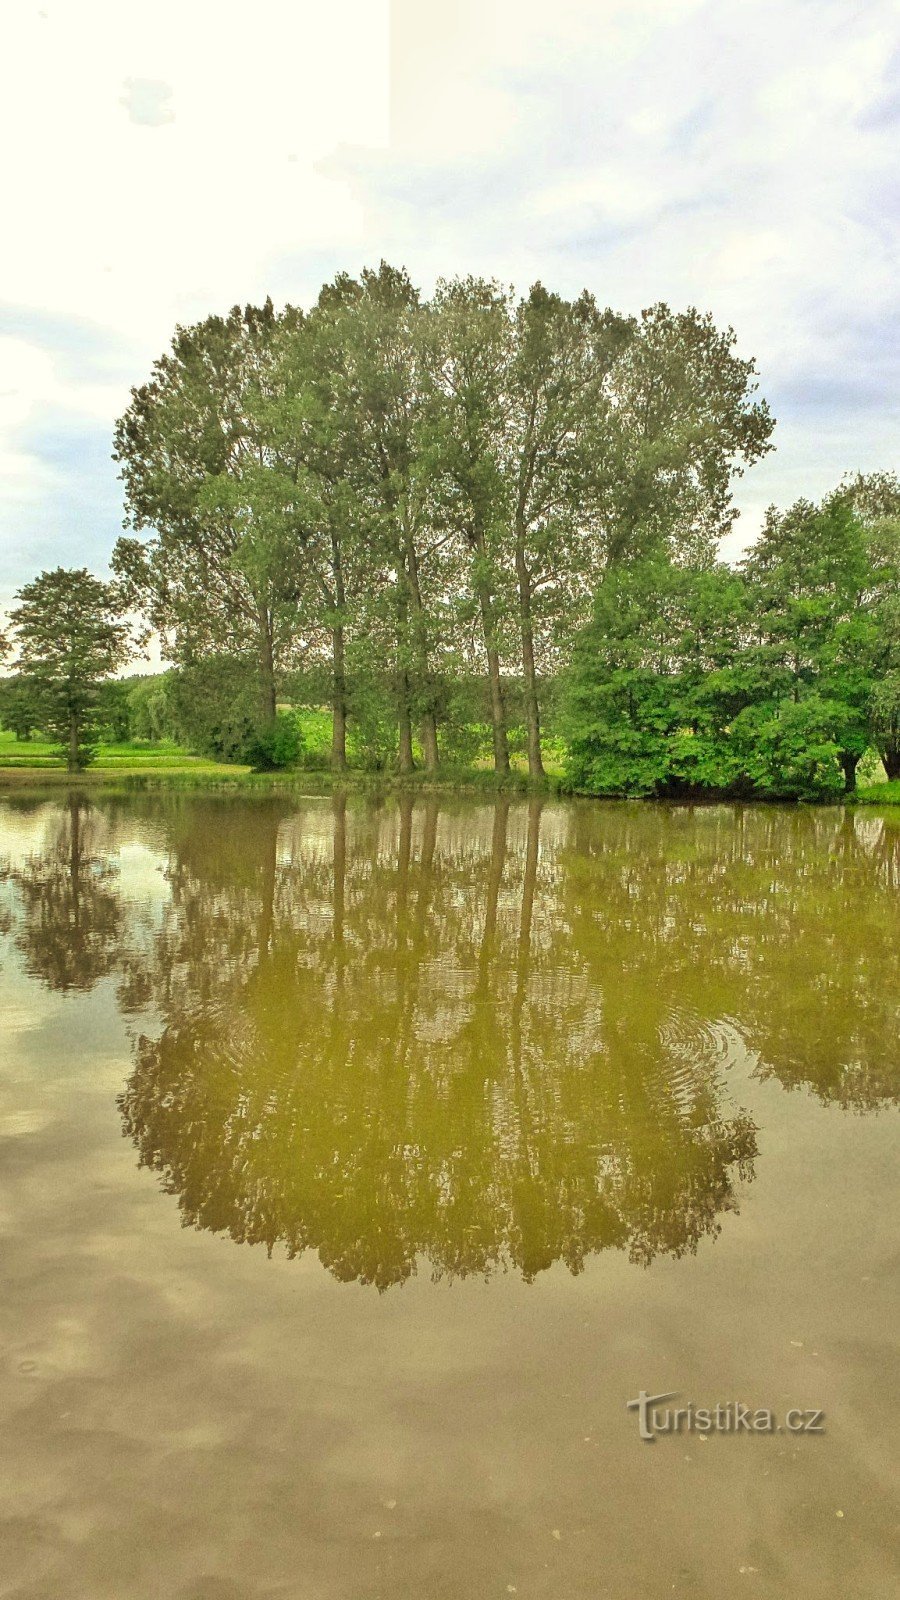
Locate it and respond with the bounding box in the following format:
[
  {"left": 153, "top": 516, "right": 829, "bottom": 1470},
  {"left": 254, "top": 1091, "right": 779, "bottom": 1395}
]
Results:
[
  {"left": 1, "top": 795, "right": 124, "bottom": 992},
  {"left": 119, "top": 796, "right": 758, "bottom": 1289},
  {"left": 562, "top": 804, "right": 900, "bottom": 1113},
  {"left": 7, "top": 792, "right": 893, "bottom": 1283}
]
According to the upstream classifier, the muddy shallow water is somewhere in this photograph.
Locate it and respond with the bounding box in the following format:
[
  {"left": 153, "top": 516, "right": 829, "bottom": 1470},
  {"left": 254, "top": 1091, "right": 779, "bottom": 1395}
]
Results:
[{"left": 0, "top": 793, "right": 897, "bottom": 1598}]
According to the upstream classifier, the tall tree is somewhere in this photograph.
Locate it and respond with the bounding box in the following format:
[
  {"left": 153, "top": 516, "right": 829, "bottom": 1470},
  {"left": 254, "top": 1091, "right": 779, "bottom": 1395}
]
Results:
[
  {"left": 8, "top": 568, "right": 131, "bottom": 771},
  {"left": 504, "top": 285, "right": 632, "bottom": 775},
  {"left": 112, "top": 300, "right": 303, "bottom": 731},
  {"left": 423, "top": 277, "right": 518, "bottom": 774},
  {"left": 742, "top": 494, "right": 878, "bottom": 790},
  {"left": 310, "top": 265, "right": 446, "bottom": 774}
]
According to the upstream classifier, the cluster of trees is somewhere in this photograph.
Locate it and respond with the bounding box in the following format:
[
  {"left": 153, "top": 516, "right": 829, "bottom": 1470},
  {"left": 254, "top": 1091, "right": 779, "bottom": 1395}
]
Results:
[
  {"left": 2, "top": 264, "right": 896, "bottom": 793},
  {"left": 109, "top": 263, "right": 773, "bottom": 776},
  {"left": 565, "top": 476, "right": 900, "bottom": 799}
]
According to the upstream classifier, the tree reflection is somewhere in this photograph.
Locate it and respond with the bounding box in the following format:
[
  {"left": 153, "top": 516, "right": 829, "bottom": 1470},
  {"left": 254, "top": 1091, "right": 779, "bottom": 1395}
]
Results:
[
  {"left": 6, "top": 791, "right": 894, "bottom": 1287},
  {"left": 118, "top": 796, "right": 758, "bottom": 1288},
  {"left": 561, "top": 804, "right": 900, "bottom": 1113},
  {"left": 1, "top": 794, "right": 124, "bottom": 992}
]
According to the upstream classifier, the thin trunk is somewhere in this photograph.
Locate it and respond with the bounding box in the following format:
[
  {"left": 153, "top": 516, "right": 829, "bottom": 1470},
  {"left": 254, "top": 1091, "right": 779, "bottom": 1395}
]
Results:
[
  {"left": 404, "top": 524, "right": 439, "bottom": 773},
  {"left": 470, "top": 524, "right": 510, "bottom": 774},
  {"left": 331, "top": 624, "right": 347, "bottom": 772},
  {"left": 397, "top": 672, "right": 415, "bottom": 774},
  {"left": 257, "top": 607, "right": 276, "bottom": 727},
  {"left": 330, "top": 533, "right": 347, "bottom": 771},
  {"left": 395, "top": 574, "right": 415, "bottom": 773},
  {"left": 514, "top": 535, "right": 544, "bottom": 779},
  {"left": 420, "top": 714, "right": 439, "bottom": 772},
  {"left": 68, "top": 710, "right": 79, "bottom": 774}
]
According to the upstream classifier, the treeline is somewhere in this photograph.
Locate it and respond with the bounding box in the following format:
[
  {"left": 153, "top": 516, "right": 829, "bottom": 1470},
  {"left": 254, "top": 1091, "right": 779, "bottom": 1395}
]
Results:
[
  {"left": 565, "top": 480, "right": 900, "bottom": 799},
  {"left": 109, "top": 263, "right": 773, "bottom": 776}
]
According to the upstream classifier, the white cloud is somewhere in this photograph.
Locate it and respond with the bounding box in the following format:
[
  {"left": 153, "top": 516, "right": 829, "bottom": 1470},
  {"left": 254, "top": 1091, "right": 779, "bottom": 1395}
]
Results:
[
  {"left": 0, "top": 0, "right": 896, "bottom": 623},
  {"left": 120, "top": 77, "right": 175, "bottom": 127}
]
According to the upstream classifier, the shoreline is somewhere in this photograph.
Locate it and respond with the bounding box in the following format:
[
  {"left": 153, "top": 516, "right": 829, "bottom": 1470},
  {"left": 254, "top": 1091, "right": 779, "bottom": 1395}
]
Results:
[{"left": 0, "top": 764, "right": 897, "bottom": 808}]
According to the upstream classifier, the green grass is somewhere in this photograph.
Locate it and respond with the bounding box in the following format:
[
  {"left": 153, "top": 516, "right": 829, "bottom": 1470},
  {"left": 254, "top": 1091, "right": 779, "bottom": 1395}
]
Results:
[
  {"left": 0, "top": 730, "right": 242, "bottom": 776},
  {"left": 854, "top": 780, "right": 900, "bottom": 805}
]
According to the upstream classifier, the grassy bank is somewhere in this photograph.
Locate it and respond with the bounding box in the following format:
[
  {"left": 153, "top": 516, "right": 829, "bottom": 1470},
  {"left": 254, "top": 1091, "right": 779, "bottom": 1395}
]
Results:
[
  {"left": 0, "top": 731, "right": 247, "bottom": 783},
  {"left": 852, "top": 780, "right": 900, "bottom": 805},
  {"left": 1, "top": 729, "right": 897, "bottom": 805}
]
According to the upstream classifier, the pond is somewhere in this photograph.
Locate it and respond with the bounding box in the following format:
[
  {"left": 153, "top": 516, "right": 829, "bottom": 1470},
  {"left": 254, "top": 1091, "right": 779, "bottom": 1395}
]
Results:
[{"left": 0, "top": 792, "right": 897, "bottom": 1599}]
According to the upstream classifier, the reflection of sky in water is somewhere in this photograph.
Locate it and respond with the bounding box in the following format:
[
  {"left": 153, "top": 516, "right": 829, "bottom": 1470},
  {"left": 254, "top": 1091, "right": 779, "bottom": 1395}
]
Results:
[{"left": 0, "top": 794, "right": 898, "bottom": 1598}]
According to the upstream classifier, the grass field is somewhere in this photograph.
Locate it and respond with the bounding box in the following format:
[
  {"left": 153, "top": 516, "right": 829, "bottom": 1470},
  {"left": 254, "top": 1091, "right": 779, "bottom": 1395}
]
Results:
[
  {"left": 853, "top": 780, "right": 900, "bottom": 805},
  {"left": 0, "top": 730, "right": 243, "bottom": 778}
]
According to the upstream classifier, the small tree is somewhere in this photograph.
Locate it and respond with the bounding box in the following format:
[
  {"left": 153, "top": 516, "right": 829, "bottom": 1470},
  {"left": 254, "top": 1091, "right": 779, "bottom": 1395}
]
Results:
[{"left": 8, "top": 569, "right": 132, "bottom": 772}]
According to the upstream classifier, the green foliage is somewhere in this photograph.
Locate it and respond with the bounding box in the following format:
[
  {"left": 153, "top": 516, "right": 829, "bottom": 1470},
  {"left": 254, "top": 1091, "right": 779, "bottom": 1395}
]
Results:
[
  {"left": 564, "top": 493, "right": 898, "bottom": 802},
  {"left": 0, "top": 674, "right": 44, "bottom": 740},
  {"left": 165, "top": 656, "right": 261, "bottom": 763},
  {"left": 7, "top": 568, "right": 131, "bottom": 771},
  {"left": 246, "top": 710, "right": 303, "bottom": 771},
  {"left": 127, "top": 675, "right": 174, "bottom": 743},
  {"left": 97, "top": 679, "right": 132, "bottom": 742},
  {"left": 345, "top": 652, "right": 399, "bottom": 771},
  {"left": 113, "top": 265, "right": 773, "bottom": 778},
  {"left": 728, "top": 700, "right": 845, "bottom": 801}
]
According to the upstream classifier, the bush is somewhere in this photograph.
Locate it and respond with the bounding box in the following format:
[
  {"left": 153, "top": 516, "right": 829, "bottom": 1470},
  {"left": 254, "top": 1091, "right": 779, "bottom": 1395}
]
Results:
[
  {"left": 730, "top": 699, "right": 845, "bottom": 801},
  {"left": 246, "top": 711, "right": 303, "bottom": 771},
  {"left": 166, "top": 656, "right": 260, "bottom": 761}
]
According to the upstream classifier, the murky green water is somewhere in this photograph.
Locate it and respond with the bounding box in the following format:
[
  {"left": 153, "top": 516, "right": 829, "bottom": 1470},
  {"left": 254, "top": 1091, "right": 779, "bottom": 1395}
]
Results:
[{"left": 1, "top": 793, "right": 897, "bottom": 1599}]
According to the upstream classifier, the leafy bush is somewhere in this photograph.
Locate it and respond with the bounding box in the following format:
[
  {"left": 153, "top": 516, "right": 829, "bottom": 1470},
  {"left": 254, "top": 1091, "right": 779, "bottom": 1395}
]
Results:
[
  {"left": 165, "top": 656, "right": 260, "bottom": 762},
  {"left": 246, "top": 711, "right": 303, "bottom": 771}
]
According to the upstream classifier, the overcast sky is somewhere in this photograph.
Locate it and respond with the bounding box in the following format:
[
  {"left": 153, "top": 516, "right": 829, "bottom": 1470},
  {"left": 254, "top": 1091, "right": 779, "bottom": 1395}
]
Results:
[{"left": 1, "top": 0, "right": 897, "bottom": 628}]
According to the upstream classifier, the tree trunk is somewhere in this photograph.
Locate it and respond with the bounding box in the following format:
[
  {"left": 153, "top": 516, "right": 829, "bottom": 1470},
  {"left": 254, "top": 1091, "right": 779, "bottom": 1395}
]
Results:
[
  {"left": 882, "top": 746, "right": 900, "bottom": 782},
  {"left": 420, "top": 713, "right": 439, "bottom": 772},
  {"left": 397, "top": 671, "right": 415, "bottom": 774},
  {"left": 470, "top": 526, "right": 510, "bottom": 774},
  {"left": 840, "top": 753, "right": 859, "bottom": 794},
  {"left": 68, "top": 709, "right": 79, "bottom": 774},
  {"left": 330, "top": 533, "right": 348, "bottom": 771},
  {"left": 331, "top": 623, "right": 347, "bottom": 772},
  {"left": 404, "top": 523, "right": 439, "bottom": 774},
  {"left": 395, "top": 571, "right": 415, "bottom": 774},
  {"left": 514, "top": 538, "right": 544, "bottom": 779},
  {"left": 257, "top": 607, "right": 276, "bottom": 727}
]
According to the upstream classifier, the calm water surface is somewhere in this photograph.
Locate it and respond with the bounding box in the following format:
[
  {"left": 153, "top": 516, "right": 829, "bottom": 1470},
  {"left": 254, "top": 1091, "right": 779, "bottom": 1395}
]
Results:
[{"left": 0, "top": 793, "right": 897, "bottom": 1599}]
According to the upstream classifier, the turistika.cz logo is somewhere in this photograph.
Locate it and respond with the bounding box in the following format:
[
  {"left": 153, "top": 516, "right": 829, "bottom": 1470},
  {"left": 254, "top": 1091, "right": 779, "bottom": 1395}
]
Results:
[{"left": 627, "top": 1391, "right": 825, "bottom": 1442}]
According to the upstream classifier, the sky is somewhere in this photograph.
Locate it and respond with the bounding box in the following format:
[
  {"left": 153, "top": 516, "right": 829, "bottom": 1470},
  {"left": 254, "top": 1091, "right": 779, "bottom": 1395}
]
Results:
[{"left": 1, "top": 0, "right": 898, "bottom": 636}]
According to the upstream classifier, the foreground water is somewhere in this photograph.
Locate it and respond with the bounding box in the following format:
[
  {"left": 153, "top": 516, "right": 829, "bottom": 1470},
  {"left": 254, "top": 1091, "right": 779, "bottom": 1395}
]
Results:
[{"left": 0, "top": 792, "right": 897, "bottom": 1599}]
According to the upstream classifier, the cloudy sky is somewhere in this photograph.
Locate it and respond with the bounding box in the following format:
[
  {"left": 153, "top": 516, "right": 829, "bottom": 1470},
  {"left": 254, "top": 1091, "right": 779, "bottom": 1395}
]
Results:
[{"left": 1, "top": 0, "right": 897, "bottom": 627}]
